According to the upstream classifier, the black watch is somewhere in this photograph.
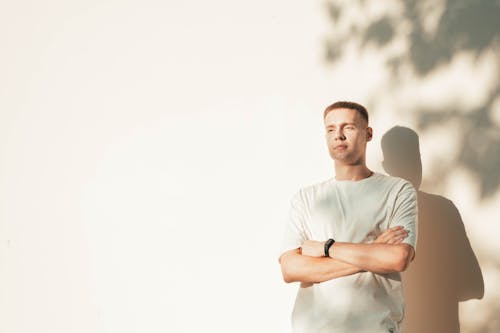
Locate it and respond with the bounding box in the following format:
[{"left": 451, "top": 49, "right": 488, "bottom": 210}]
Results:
[{"left": 324, "top": 238, "right": 335, "bottom": 257}]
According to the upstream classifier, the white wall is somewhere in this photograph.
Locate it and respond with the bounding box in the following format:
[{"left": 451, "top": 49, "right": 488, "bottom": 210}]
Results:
[{"left": 1, "top": 1, "right": 498, "bottom": 332}]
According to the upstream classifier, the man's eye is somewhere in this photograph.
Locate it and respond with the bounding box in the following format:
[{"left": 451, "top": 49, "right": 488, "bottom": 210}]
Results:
[{"left": 345, "top": 126, "right": 354, "bottom": 130}]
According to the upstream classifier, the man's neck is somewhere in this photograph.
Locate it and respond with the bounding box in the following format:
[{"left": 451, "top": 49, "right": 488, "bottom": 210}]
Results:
[{"left": 334, "top": 163, "right": 373, "bottom": 181}]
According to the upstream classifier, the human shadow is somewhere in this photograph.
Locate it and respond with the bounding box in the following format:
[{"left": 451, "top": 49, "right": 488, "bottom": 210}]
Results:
[{"left": 381, "top": 126, "right": 484, "bottom": 333}]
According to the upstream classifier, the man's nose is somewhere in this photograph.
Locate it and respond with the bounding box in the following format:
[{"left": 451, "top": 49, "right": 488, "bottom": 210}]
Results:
[{"left": 334, "top": 129, "right": 345, "bottom": 140}]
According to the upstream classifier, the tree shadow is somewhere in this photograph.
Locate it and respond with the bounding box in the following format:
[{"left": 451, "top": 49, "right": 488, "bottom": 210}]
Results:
[
  {"left": 323, "top": 0, "right": 500, "bottom": 199},
  {"left": 381, "top": 126, "right": 484, "bottom": 333}
]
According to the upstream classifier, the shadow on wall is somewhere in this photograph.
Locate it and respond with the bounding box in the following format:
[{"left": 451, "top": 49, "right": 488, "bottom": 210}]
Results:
[
  {"left": 381, "top": 126, "right": 484, "bottom": 333},
  {"left": 324, "top": 0, "right": 500, "bottom": 199}
]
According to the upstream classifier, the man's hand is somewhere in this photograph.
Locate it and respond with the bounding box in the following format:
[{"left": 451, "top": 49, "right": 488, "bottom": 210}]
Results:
[
  {"left": 374, "top": 226, "right": 408, "bottom": 244},
  {"left": 301, "top": 240, "right": 325, "bottom": 257}
]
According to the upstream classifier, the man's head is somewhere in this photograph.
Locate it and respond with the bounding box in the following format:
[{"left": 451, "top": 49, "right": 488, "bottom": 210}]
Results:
[
  {"left": 323, "top": 101, "right": 369, "bottom": 124},
  {"left": 323, "top": 101, "right": 373, "bottom": 165}
]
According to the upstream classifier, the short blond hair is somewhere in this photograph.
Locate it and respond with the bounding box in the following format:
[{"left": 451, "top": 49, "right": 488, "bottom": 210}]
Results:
[{"left": 323, "top": 101, "right": 369, "bottom": 124}]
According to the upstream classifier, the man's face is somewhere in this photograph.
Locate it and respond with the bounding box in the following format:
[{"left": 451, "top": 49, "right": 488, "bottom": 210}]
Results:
[{"left": 324, "top": 108, "right": 372, "bottom": 164}]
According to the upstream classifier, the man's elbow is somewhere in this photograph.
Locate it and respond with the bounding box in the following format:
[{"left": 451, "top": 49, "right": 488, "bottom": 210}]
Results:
[
  {"left": 282, "top": 271, "right": 296, "bottom": 283},
  {"left": 280, "top": 258, "right": 297, "bottom": 283},
  {"left": 279, "top": 252, "right": 302, "bottom": 283},
  {"left": 393, "top": 244, "right": 414, "bottom": 272}
]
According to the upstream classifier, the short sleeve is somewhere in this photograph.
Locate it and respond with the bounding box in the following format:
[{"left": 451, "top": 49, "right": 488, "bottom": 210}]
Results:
[
  {"left": 390, "top": 181, "right": 418, "bottom": 250},
  {"left": 280, "top": 191, "right": 309, "bottom": 256}
]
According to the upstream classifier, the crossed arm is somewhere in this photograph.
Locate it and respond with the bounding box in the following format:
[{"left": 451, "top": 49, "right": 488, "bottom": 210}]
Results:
[{"left": 279, "top": 226, "right": 415, "bottom": 284}]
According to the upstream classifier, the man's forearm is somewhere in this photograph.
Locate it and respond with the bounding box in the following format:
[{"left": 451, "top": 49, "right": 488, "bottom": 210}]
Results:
[
  {"left": 297, "top": 227, "right": 414, "bottom": 275},
  {"left": 329, "top": 242, "right": 414, "bottom": 274},
  {"left": 280, "top": 249, "right": 362, "bottom": 283}
]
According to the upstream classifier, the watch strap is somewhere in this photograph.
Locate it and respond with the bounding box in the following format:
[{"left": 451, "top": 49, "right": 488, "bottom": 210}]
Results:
[{"left": 324, "top": 238, "right": 335, "bottom": 257}]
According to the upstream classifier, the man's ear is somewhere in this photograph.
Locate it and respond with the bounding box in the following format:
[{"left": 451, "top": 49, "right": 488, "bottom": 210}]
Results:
[{"left": 366, "top": 127, "right": 373, "bottom": 141}]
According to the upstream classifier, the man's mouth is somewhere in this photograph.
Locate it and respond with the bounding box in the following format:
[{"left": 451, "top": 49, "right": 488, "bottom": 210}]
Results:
[{"left": 334, "top": 145, "right": 347, "bottom": 150}]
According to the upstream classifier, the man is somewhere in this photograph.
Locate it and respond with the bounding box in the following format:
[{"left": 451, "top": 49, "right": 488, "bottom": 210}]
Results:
[{"left": 279, "top": 101, "right": 417, "bottom": 333}]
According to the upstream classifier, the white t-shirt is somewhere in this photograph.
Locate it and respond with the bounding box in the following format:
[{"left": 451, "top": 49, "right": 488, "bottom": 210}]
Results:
[{"left": 281, "top": 172, "right": 417, "bottom": 333}]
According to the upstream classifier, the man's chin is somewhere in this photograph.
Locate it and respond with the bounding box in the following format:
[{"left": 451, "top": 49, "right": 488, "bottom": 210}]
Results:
[{"left": 331, "top": 153, "right": 350, "bottom": 161}]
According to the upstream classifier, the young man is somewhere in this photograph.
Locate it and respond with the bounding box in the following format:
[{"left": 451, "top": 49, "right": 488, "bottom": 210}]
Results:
[{"left": 279, "top": 101, "right": 417, "bottom": 333}]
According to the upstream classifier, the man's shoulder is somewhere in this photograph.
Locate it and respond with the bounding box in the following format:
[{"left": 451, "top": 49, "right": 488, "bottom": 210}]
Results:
[
  {"left": 374, "top": 173, "right": 415, "bottom": 191},
  {"left": 291, "top": 178, "right": 333, "bottom": 204},
  {"left": 301, "top": 177, "right": 334, "bottom": 192}
]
